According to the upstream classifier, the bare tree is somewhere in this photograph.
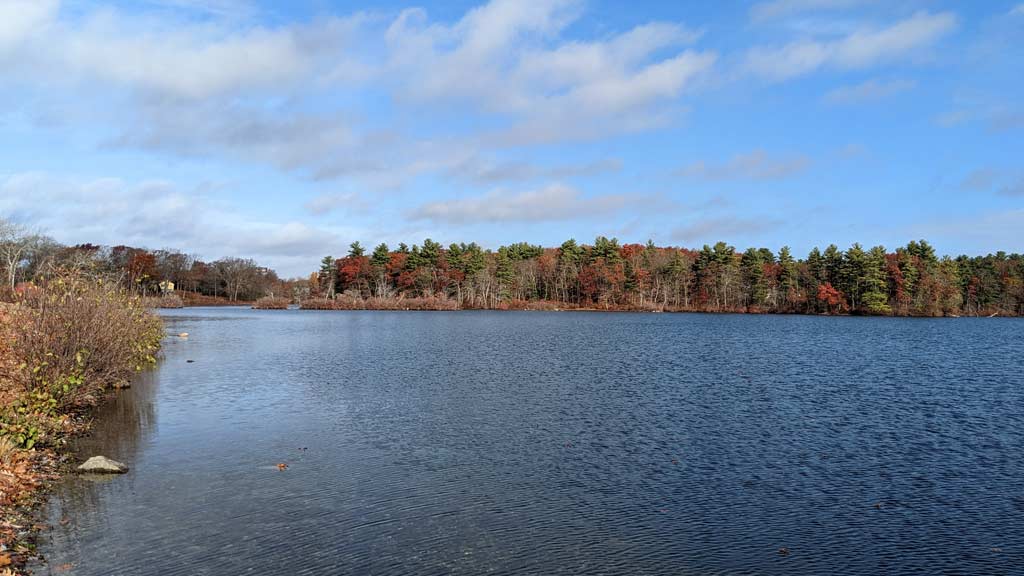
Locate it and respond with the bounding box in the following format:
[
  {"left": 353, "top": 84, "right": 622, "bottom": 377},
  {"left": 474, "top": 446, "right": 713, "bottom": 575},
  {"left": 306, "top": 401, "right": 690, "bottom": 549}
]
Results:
[{"left": 0, "top": 219, "right": 47, "bottom": 290}]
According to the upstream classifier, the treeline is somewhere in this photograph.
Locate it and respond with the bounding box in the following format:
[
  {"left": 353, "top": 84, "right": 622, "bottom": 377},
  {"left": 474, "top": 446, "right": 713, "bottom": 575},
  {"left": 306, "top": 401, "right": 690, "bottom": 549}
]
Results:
[
  {"left": 309, "top": 238, "right": 1024, "bottom": 317},
  {"left": 0, "top": 219, "right": 292, "bottom": 302}
]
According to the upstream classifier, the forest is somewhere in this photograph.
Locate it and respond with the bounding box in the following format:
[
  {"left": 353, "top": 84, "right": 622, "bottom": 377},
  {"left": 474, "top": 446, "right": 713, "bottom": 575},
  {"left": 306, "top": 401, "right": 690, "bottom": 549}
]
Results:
[
  {"left": 2, "top": 218, "right": 1021, "bottom": 316},
  {"left": 0, "top": 219, "right": 296, "bottom": 303},
  {"left": 308, "top": 238, "right": 1024, "bottom": 317}
]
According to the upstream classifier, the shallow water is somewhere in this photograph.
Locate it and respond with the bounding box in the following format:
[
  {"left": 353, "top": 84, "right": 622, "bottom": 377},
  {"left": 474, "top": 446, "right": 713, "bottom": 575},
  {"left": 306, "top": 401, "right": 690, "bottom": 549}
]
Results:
[{"left": 31, "top": 308, "right": 1024, "bottom": 575}]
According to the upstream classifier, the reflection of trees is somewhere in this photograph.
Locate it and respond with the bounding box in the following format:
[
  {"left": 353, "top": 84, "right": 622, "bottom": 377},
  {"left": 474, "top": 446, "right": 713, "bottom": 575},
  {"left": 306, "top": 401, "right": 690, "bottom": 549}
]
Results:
[
  {"left": 32, "top": 370, "right": 160, "bottom": 571},
  {"left": 73, "top": 369, "right": 159, "bottom": 471}
]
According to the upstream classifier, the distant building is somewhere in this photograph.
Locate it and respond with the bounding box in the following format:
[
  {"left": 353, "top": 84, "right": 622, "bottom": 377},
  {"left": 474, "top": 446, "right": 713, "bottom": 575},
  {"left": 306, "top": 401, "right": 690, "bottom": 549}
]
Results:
[{"left": 159, "top": 280, "right": 175, "bottom": 294}]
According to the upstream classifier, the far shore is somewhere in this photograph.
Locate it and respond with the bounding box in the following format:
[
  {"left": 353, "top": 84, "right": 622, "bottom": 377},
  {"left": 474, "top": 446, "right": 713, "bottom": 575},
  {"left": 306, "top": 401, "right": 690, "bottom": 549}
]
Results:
[{"left": 155, "top": 298, "right": 1014, "bottom": 318}]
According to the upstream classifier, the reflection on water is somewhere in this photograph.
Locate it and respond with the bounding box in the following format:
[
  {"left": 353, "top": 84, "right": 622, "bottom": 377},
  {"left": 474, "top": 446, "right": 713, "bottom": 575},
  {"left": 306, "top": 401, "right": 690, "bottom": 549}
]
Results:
[
  {"left": 33, "top": 368, "right": 159, "bottom": 569},
  {"left": 30, "top": 309, "right": 1024, "bottom": 575}
]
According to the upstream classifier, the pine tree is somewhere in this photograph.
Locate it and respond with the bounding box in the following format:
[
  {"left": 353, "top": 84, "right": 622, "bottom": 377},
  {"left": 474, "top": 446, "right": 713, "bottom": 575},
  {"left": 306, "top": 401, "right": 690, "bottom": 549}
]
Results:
[
  {"left": 371, "top": 243, "right": 390, "bottom": 268},
  {"left": 861, "top": 246, "right": 892, "bottom": 315}
]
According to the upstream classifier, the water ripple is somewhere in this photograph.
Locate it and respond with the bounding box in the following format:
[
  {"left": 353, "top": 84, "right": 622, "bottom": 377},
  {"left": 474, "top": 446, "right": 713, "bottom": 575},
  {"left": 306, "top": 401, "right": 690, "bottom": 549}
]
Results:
[{"left": 30, "top": 310, "right": 1024, "bottom": 576}]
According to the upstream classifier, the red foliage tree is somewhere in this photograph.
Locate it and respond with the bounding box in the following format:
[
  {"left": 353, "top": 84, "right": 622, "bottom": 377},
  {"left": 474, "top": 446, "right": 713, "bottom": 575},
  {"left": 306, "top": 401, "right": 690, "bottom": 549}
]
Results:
[{"left": 816, "top": 282, "right": 846, "bottom": 314}]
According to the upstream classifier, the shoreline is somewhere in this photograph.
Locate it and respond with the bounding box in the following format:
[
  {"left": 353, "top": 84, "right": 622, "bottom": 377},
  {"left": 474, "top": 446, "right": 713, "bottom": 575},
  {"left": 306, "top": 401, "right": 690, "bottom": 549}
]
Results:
[
  {"left": 153, "top": 302, "right": 1019, "bottom": 318},
  {"left": 243, "top": 301, "right": 1015, "bottom": 318},
  {"left": 0, "top": 285, "right": 163, "bottom": 574}
]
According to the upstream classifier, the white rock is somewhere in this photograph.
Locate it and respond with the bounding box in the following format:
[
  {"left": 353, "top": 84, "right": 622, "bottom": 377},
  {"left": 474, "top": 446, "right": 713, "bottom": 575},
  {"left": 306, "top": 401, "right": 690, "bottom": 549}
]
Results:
[{"left": 77, "top": 456, "right": 129, "bottom": 474}]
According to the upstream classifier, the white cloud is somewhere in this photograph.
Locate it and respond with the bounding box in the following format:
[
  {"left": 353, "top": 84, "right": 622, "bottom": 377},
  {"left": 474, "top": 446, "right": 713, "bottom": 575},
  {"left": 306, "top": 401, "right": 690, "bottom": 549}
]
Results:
[
  {"left": 1, "top": 0, "right": 716, "bottom": 181},
  {"left": 749, "top": 0, "right": 871, "bottom": 22},
  {"left": 408, "top": 184, "right": 641, "bottom": 224},
  {"left": 909, "top": 210, "right": 1024, "bottom": 253},
  {"left": 0, "top": 172, "right": 346, "bottom": 276},
  {"left": 824, "top": 78, "right": 915, "bottom": 104},
  {"left": 63, "top": 22, "right": 305, "bottom": 99},
  {"left": 106, "top": 100, "right": 374, "bottom": 179},
  {"left": 676, "top": 150, "right": 810, "bottom": 180},
  {"left": 141, "top": 0, "right": 258, "bottom": 19},
  {"left": 956, "top": 168, "right": 1024, "bottom": 198},
  {"left": 58, "top": 11, "right": 370, "bottom": 100},
  {"left": 446, "top": 157, "right": 622, "bottom": 184},
  {"left": 1, "top": 2, "right": 369, "bottom": 100},
  {"left": 0, "top": 0, "right": 58, "bottom": 56},
  {"left": 746, "top": 11, "right": 957, "bottom": 81},
  {"left": 933, "top": 101, "right": 1024, "bottom": 133},
  {"left": 304, "top": 192, "right": 367, "bottom": 216},
  {"left": 1011, "top": 4, "right": 1024, "bottom": 16},
  {"left": 383, "top": 0, "right": 715, "bottom": 142},
  {"left": 671, "top": 217, "right": 783, "bottom": 243}
]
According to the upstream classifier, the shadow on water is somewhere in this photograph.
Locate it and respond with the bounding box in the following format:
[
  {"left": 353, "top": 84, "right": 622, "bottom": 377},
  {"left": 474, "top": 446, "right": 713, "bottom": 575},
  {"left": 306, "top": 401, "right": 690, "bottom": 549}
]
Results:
[{"left": 28, "top": 356, "right": 161, "bottom": 574}]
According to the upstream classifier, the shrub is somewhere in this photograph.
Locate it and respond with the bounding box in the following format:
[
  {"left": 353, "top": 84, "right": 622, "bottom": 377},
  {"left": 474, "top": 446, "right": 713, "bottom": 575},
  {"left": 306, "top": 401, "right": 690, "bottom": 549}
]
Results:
[
  {"left": 253, "top": 297, "right": 290, "bottom": 310},
  {"left": 299, "top": 296, "right": 459, "bottom": 311},
  {"left": 6, "top": 275, "right": 163, "bottom": 418},
  {"left": 144, "top": 294, "right": 184, "bottom": 308}
]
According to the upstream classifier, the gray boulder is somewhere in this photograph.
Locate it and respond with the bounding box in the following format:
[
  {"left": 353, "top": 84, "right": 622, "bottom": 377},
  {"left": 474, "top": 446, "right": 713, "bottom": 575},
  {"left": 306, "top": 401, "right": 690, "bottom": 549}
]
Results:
[{"left": 77, "top": 456, "right": 129, "bottom": 474}]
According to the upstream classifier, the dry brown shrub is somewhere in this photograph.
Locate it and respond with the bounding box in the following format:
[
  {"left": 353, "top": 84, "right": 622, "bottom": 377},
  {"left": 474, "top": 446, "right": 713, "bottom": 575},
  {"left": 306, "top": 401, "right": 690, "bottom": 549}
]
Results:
[
  {"left": 9, "top": 275, "right": 163, "bottom": 410},
  {"left": 143, "top": 294, "right": 184, "bottom": 309},
  {"left": 300, "top": 296, "right": 459, "bottom": 311},
  {"left": 0, "top": 438, "right": 17, "bottom": 468},
  {"left": 252, "top": 297, "right": 290, "bottom": 310}
]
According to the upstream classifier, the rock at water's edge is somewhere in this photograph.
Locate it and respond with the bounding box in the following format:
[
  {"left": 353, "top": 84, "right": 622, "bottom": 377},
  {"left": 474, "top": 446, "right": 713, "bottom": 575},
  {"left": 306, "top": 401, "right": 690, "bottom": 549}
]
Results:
[{"left": 77, "top": 456, "right": 129, "bottom": 474}]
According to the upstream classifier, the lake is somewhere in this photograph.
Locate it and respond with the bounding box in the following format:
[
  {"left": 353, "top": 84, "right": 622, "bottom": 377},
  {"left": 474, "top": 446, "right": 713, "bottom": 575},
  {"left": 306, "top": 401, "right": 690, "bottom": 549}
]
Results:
[{"left": 32, "top": 308, "right": 1024, "bottom": 575}]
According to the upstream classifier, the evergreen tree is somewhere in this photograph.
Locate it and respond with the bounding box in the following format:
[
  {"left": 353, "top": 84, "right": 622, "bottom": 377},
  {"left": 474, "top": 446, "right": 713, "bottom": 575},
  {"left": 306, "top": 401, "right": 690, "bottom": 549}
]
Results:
[
  {"left": 861, "top": 246, "right": 892, "bottom": 315},
  {"left": 371, "top": 243, "right": 390, "bottom": 268},
  {"left": 592, "top": 236, "right": 622, "bottom": 261},
  {"left": 420, "top": 239, "right": 442, "bottom": 266},
  {"left": 319, "top": 255, "right": 336, "bottom": 297},
  {"left": 559, "top": 239, "right": 584, "bottom": 265},
  {"left": 741, "top": 248, "right": 766, "bottom": 307}
]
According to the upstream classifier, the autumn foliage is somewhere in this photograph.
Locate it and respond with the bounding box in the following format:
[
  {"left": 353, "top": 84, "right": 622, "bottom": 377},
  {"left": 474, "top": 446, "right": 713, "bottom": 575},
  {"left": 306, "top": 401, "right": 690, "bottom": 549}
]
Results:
[
  {"left": 303, "top": 239, "right": 1024, "bottom": 317},
  {"left": 0, "top": 276, "right": 163, "bottom": 571}
]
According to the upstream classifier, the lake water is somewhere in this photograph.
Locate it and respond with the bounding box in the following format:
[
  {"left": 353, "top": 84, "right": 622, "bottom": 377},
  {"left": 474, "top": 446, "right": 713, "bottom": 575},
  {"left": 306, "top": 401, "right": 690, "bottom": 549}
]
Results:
[{"left": 32, "top": 308, "right": 1024, "bottom": 575}]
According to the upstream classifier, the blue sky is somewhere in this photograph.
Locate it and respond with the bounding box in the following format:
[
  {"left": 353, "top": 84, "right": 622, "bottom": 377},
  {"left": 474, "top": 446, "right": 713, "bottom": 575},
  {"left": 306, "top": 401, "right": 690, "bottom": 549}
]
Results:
[{"left": 0, "top": 0, "right": 1022, "bottom": 276}]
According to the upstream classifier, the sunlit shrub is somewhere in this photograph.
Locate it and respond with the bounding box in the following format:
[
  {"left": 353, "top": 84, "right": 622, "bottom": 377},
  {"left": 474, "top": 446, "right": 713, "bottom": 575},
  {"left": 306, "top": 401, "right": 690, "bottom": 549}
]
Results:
[
  {"left": 253, "top": 297, "right": 290, "bottom": 310},
  {"left": 7, "top": 275, "right": 163, "bottom": 416},
  {"left": 144, "top": 294, "right": 184, "bottom": 309}
]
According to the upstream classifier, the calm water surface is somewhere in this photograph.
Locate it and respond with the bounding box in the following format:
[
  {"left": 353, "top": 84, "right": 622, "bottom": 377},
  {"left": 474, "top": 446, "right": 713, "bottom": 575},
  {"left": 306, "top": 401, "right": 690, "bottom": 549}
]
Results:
[{"left": 32, "top": 309, "right": 1024, "bottom": 575}]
